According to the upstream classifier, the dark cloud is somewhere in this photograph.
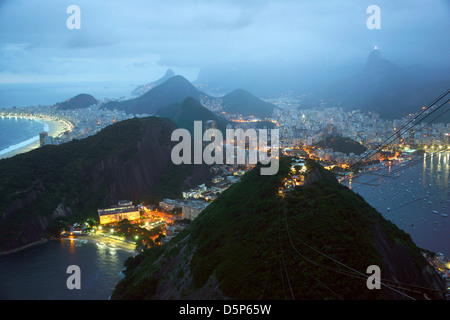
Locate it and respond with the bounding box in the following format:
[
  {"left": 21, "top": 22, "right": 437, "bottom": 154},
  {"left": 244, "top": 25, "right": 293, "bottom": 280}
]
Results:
[{"left": 0, "top": 0, "right": 448, "bottom": 85}]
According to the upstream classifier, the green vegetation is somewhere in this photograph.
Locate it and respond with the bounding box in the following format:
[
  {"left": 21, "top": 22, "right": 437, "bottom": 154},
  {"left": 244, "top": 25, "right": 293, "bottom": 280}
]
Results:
[
  {"left": 314, "top": 135, "right": 367, "bottom": 155},
  {"left": 222, "top": 89, "right": 275, "bottom": 119},
  {"left": 156, "top": 96, "right": 229, "bottom": 135},
  {"left": 115, "top": 219, "right": 163, "bottom": 247},
  {"left": 0, "top": 116, "right": 202, "bottom": 251},
  {"left": 112, "top": 157, "right": 432, "bottom": 300}
]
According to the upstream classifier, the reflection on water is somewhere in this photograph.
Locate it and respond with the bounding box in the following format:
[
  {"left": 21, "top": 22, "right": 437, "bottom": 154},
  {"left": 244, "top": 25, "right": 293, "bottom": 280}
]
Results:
[
  {"left": 344, "top": 152, "right": 450, "bottom": 257},
  {"left": 0, "top": 238, "right": 132, "bottom": 300}
]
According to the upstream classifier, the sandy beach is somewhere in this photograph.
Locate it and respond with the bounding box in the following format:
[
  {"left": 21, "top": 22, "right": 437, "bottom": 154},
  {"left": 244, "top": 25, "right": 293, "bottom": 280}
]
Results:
[
  {"left": 85, "top": 233, "right": 137, "bottom": 254},
  {"left": 0, "top": 116, "right": 72, "bottom": 160},
  {"left": 0, "top": 233, "right": 137, "bottom": 256}
]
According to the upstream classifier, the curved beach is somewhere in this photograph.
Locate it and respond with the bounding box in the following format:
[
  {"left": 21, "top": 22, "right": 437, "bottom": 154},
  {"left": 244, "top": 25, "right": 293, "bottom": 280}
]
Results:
[{"left": 0, "top": 116, "right": 71, "bottom": 160}]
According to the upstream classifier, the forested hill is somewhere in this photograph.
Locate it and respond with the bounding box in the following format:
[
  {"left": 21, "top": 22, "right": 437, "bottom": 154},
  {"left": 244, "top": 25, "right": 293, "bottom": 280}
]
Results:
[
  {"left": 221, "top": 89, "right": 276, "bottom": 119},
  {"left": 314, "top": 136, "right": 367, "bottom": 155},
  {"left": 0, "top": 117, "right": 210, "bottom": 252},
  {"left": 156, "top": 96, "right": 230, "bottom": 134},
  {"left": 112, "top": 157, "right": 446, "bottom": 300}
]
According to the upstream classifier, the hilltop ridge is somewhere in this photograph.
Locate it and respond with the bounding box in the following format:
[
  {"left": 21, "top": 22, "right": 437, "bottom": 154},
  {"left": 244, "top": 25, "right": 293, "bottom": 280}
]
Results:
[
  {"left": 111, "top": 157, "right": 446, "bottom": 300},
  {"left": 104, "top": 75, "right": 209, "bottom": 115}
]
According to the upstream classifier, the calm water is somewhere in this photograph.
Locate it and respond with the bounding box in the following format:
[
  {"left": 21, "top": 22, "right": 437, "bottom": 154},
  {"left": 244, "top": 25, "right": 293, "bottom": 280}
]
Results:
[
  {"left": 0, "top": 82, "right": 135, "bottom": 108},
  {"left": 0, "top": 116, "right": 48, "bottom": 156},
  {"left": 345, "top": 152, "right": 450, "bottom": 257},
  {"left": 0, "top": 239, "right": 132, "bottom": 300}
]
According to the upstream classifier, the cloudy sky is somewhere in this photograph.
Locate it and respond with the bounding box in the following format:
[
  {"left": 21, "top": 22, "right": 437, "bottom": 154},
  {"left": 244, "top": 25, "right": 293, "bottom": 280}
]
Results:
[{"left": 0, "top": 0, "right": 449, "bottom": 86}]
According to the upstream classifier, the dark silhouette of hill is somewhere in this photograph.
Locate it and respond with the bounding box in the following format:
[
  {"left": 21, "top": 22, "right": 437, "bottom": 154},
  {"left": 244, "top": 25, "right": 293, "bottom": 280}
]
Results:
[
  {"left": 324, "top": 49, "right": 450, "bottom": 121},
  {"left": 156, "top": 96, "right": 229, "bottom": 135},
  {"left": 314, "top": 136, "right": 367, "bottom": 155},
  {"left": 103, "top": 75, "right": 210, "bottom": 115},
  {"left": 55, "top": 94, "right": 98, "bottom": 110},
  {"left": 221, "top": 89, "right": 276, "bottom": 119}
]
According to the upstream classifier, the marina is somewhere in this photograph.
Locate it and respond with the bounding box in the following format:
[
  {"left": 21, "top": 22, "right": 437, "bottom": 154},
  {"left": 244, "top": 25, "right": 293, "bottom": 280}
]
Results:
[{"left": 343, "top": 152, "right": 450, "bottom": 257}]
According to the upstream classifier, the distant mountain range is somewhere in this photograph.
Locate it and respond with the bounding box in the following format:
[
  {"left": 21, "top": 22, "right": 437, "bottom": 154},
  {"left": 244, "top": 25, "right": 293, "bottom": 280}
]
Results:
[
  {"left": 104, "top": 72, "right": 277, "bottom": 119},
  {"left": 103, "top": 75, "right": 210, "bottom": 115},
  {"left": 321, "top": 49, "right": 450, "bottom": 121},
  {"left": 131, "top": 69, "right": 176, "bottom": 97},
  {"left": 55, "top": 93, "right": 98, "bottom": 110},
  {"left": 196, "top": 50, "right": 450, "bottom": 122}
]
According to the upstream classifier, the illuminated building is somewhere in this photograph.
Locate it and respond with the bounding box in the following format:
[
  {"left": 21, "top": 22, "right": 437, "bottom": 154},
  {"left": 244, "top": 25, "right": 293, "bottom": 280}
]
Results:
[{"left": 98, "top": 200, "right": 140, "bottom": 225}]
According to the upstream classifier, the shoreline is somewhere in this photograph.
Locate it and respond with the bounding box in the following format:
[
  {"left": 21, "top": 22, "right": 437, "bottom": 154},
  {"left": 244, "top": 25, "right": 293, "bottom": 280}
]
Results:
[
  {"left": 0, "top": 115, "right": 72, "bottom": 160},
  {"left": 0, "top": 239, "right": 49, "bottom": 256},
  {"left": 0, "top": 233, "right": 137, "bottom": 257}
]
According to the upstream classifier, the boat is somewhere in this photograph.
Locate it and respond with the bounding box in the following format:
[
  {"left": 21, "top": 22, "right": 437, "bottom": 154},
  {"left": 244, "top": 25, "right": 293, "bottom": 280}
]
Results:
[
  {"left": 432, "top": 210, "right": 438, "bottom": 214},
  {"left": 442, "top": 214, "right": 448, "bottom": 217}
]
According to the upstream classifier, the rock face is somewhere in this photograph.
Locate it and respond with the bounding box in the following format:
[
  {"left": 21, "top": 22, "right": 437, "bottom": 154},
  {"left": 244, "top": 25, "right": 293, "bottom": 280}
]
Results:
[{"left": 0, "top": 117, "right": 210, "bottom": 252}]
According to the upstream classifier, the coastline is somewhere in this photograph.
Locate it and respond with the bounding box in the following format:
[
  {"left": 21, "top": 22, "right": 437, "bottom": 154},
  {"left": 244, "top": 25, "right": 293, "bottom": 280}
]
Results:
[
  {"left": 85, "top": 233, "right": 137, "bottom": 254},
  {"left": 0, "top": 239, "right": 49, "bottom": 256},
  {"left": 0, "top": 233, "right": 136, "bottom": 256},
  {"left": 0, "top": 116, "right": 72, "bottom": 160}
]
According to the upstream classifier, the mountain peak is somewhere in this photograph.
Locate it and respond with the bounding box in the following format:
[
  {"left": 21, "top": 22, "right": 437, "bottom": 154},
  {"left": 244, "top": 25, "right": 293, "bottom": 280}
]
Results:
[
  {"left": 165, "top": 69, "right": 175, "bottom": 78},
  {"left": 131, "top": 69, "right": 177, "bottom": 96},
  {"left": 105, "top": 75, "right": 209, "bottom": 115},
  {"left": 365, "top": 48, "right": 400, "bottom": 75}
]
